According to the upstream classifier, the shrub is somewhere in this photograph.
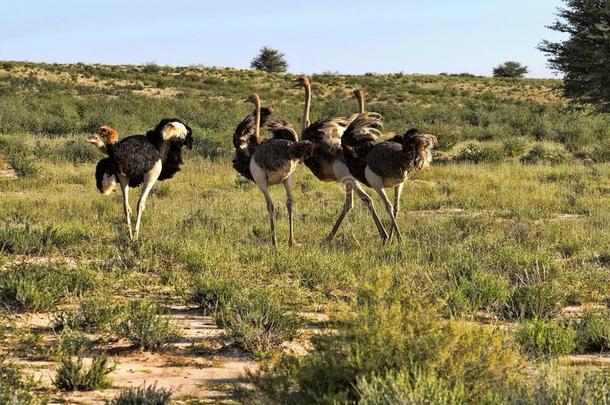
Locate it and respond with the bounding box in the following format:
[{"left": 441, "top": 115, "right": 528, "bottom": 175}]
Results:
[
  {"left": 253, "top": 299, "right": 525, "bottom": 403},
  {"left": 503, "top": 137, "right": 528, "bottom": 157},
  {"left": 0, "top": 357, "right": 40, "bottom": 404},
  {"left": 447, "top": 271, "right": 511, "bottom": 315},
  {"left": 53, "top": 355, "right": 113, "bottom": 391},
  {"left": 454, "top": 142, "right": 504, "bottom": 164},
  {"left": 118, "top": 300, "right": 177, "bottom": 351},
  {"left": 54, "top": 295, "right": 122, "bottom": 332},
  {"left": 574, "top": 309, "right": 610, "bottom": 353},
  {"left": 187, "top": 274, "right": 241, "bottom": 314},
  {"left": 108, "top": 384, "right": 172, "bottom": 405},
  {"left": 60, "top": 140, "right": 99, "bottom": 164},
  {"left": 217, "top": 288, "right": 300, "bottom": 356},
  {"left": 503, "top": 282, "right": 565, "bottom": 320},
  {"left": 0, "top": 263, "right": 95, "bottom": 311},
  {"left": 357, "top": 369, "right": 465, "bottom": 405},
  {"left": 517, "top": 320, "right": 576, "bottom": 359},
  {"left": 521, "top": 143, "right": 571, "bottom": 165}
]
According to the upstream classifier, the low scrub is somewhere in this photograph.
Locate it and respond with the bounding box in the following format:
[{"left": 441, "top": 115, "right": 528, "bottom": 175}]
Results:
[
  {"left": 108, "top": 384, "right": 172, "bottom": 405},
  {"left": 521, "top": 143, "right": 572, "bottom": 165},
  {"left": 0, "top": 263, "right": 95, "bottom": 312},
  {"left": 574, "top": 308, "right": 610, "bottom": 353},
  {"left": 453, "top": 142, "right": 504, "bottom": 164},
  {"left": 217, "top": 288, "right": 300, "bottom": 356},
  {"left": 516, "top": 320, "right": 576, "bottom": 359},
  {"left": 503, "top": 282, "right": 565, "bottom": 320},
  {"left": 118, "top": 300, "right": 177, "bottom": 351},
  {"left": 0, "top": 357, "right": 41, "bottom": 404},
  {"left": 54, "top": 294, "right": 122, "bottom": 332},
  {"left": 53, "top": 355, "right": 113, "bottom": 391}
]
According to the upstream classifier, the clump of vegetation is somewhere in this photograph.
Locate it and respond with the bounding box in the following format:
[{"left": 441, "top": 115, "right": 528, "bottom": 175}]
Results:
[
  {"left": 108, "top": 384, "right": 172, "bottom": 405},
  {"left": 54, "top": 294, "right": 122, "bottom": 332},
  {"left": 574, "top": 308, "right": 610, "bottom": 353},
  {"left": 453, "top": 142, "right": 504, "bottom": 164},
  {"left": 253, "top": 287, "right": 526, "bottom": 403},
  {"left": 521, "top": 143, "right": 572, "bottom": 165},
  {"left": 516, "top": 319, "right": 576, "bottom": 359},
  {"left": 217, "top": 288, "right": 300, "bottom": 356},
  {"left": 503, "top": 282, "right": 565, "bottom": 320},
  {"left": 250, "top": 46, "right": 288, "bottom": 73},
  {"left": 0, "top": 357, "right": 41, "bottom": 404},
  {"left": 0, "top": 263, "right": 95, "bottom": 311},
  {"left": 503, "top": 137, "right": 528, "bottom": 157},
  {"left": 53, "top": 354, "right": 114, "bottom": 391},
  {"left": 118, "top": 300, "right": 177, "bottom": 351},
  {"left": 493, "top": 61, "right": 528, "bottom": 78},
  {"left": 187, "top": 274, "right": 241, "bottom": 314}
]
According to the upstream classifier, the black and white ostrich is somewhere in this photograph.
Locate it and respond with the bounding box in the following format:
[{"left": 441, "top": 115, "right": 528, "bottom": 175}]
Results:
[
  {"left": 87, "top": 119, "right": 193, "bottom": 240},
  {"left": 294, "top": 76, "right": 388, "bottom": 242},
  {"left": 342, "top": 113, "right": 437, "bottom": 243},
  {"left": 233, "top": 93, "right": 314, "bottom": 246}
]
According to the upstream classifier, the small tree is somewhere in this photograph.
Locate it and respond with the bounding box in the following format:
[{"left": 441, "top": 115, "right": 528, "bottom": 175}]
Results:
[
  {"left": 539, "top": 0, "right": 610, "bottom": 112},
  {"left": 493, "top": 61, "right": 528, "bottom": 78},
  {"left": 250, "top": 47, "right": 288, "bottom": 73}
]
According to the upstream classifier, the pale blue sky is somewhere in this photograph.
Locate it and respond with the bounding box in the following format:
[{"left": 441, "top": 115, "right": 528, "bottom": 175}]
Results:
[{"left": 0, "top": 0, "right": 565, "bottom": 78}]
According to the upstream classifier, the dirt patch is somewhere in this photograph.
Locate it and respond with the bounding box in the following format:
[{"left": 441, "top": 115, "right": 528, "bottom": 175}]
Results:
[{"left": 8, "top": 307, "right": 257, "bottom": 404}]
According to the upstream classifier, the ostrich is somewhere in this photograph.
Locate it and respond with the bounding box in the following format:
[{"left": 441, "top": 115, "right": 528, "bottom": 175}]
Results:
[
  {"left": 87, "top": 119, "right": 193, "bottom": 240},
  {"left": 294, "top": 76, "right": 387, "bottom": 242},
  {"left": 233, "top": 93, "right": 314, "bottom": 246},
  {"left": 342, "top": 113, "right": 437, "bottom": 243}
]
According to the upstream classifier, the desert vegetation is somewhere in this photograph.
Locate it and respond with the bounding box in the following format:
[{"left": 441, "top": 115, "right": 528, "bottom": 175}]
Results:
[{"left": 0, "top": 60, "right": 610, "bottom": 403}]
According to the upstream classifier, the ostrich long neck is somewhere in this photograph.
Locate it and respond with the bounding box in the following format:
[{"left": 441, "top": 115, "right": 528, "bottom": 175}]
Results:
[
  {"left": 254, "top": 96, "right": 261, "bottom": 141},
  {"left": 159, "top": 140, "right": 171, "bottom": 161},
  {"left": 357, "top": 92, "right": 365, "bottom": 113},
  {"left": 301, "top": 83, "right": 311, "bottom": 134}
]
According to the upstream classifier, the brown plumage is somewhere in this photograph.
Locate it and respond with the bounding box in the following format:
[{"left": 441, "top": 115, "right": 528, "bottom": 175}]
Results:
[
  {"left": 294, "top": 76, "right": 388, "bottom": 242},
  {"left": 232, "top": 93, "right": 313, "bottom": 246},
  {"left": 342, "top": 113, "right": 437, "bottom": 244}
]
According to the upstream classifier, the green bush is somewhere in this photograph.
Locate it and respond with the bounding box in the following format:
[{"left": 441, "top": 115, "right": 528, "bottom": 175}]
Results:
[
  {"left": 108, "top": 384, "right": 172, "bottom": 405},
  {"left": 521, "top": 143, "right": 572, "bottom": 165},
  {"left": 503, "top": 137, "right": 528, "bottom": 157},
  {"left": 54, "top": 295, "right": 122, "bottom": 332},
  {"left": 53, "top": 355, "right": 113, "bottom": 391},
  {"left": 0, "top": 357, "right": 41, "bottom": 404},
  {"left": 454, "top": 142, "right": 504, "bottom": 164},
  {"left": 253, "top": 298, "right": 525, "bottom": 403},
  {"left": 517, "top": 320, "right": 576, "bottom": 359},
  {"left": 447, "top": 271, "right": 511, "bottom": 314},
  {"left": 503, "top": 282, "right": 565, "bottom": 320},
  {"left": 574, "top": 309, "right": 610, "bottom": 353},
  {"left": 218, "top": 288, "right": 300, "bottom": 356},
  {"left": 357, "top": 369, "right": 465, "bottom": 405},
  {"left": 187, "top": 274, "right": 241, "bottom": 314},
  {"left": 118, "top": 300, "right": 177, "bottom": 351},
  {"left": 0, "top": 263, "right": 95, "bottom": 311}
]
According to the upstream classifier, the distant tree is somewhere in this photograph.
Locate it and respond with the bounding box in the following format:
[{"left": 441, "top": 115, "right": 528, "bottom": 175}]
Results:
[
  {"left": 539, "top": 0, "right": 610, "bottom": 112},
  {"left": 493, "top": 61, "right": 528, "bottom": 78},
  {"left": 250, "top": 47, "right": 288, "bottom": 73}
]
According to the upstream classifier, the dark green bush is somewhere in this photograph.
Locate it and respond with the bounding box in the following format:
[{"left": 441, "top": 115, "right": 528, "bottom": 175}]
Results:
[
  {"left": 517, "top": 320, "right": 576, "bottom": 359},
  {"left": 0, "top": 263, "right": 95, "bottom": 311},
  {"left": 0, "top": 357, "right": 41, "bottom": 404},
  {"left": 521, "top": 143, "right": 572, "bottom": 165},
  {"left": 53, "top": 355, "right": 113, "bottom": 391},
  {"left": 454, "top": 142, "right": 504, "bottom": 163},
  {"left": 108, "top": 384, "right": 172, "bottom": 405},
  {"left": 574, "top": 309, "right": 610, "bottom": 353},
  {"left": 118, "top": 300, "right": 177, "bottom": 351},
  {"left": 503, "top": 282, "right": 565, "bottom": 320},
  {"left": 54, "top": 295, "right": 122, "bottom": 332}
]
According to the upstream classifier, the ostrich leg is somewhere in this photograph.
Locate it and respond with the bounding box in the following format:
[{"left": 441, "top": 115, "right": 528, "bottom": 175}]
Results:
[
  {"left": 354, "top": 183, "right": 388, "bottom": 242},
  {"left": 283, "top": 175, "right": 295, "bottom": 247},
  {"left": 365, "top": 168, "right": 402, "bottom": 243},
  {"left": 387, "top": 183, "right": 404, "bottom": 244},
  {"left": 326, "top": 179, "right": 355, "bottom": 242},
  {"left": 251, "top": 167, "right": 277, "bottom": 246},
  {"left": 133, "top": 160, "right": 162, "bottom": 241},
  {"left": 119, "top": 180, "right": 133, "bottom": 240}
]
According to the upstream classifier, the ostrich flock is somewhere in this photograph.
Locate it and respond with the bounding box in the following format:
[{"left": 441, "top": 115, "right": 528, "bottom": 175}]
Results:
[{"left": 87, "top": 76, "right": 437, "bottom": 245}]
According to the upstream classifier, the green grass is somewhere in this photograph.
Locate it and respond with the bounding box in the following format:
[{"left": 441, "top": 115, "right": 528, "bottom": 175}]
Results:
[
  {"left": 53, "top": 354, "right": 114, "bottom": 391},
  {"left": 1, "top": 61, "right": 610, "bottom": 402}
]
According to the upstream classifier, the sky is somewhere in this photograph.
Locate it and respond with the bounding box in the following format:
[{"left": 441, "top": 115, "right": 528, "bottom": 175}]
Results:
[{"left": 0, "top": 0, "right": 566, "bottom": 78}]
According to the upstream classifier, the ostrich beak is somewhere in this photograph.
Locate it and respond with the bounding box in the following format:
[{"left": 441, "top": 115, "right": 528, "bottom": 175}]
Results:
[{"left": 86, "top": 134, "right": 100, "bottom": 144}]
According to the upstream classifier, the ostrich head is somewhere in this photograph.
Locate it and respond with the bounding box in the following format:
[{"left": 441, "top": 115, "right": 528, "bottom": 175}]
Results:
[
  {"left": 403, "top": 128, "right": 437, "bottom": 170},
  {"left": 293, "top": 75, "right": 310, "bottom": 88},
  {"left": 160, "top": 121, "right": 189, "bottom": 142},
  {"left": 244, "top": 93, "right": 260, "bottom": 106},
  {"left": 90, "top": 125, "right": 119, "bottom": 145},
  {"left": 353, "top": 89, "right": 365, "bottom": 100}
]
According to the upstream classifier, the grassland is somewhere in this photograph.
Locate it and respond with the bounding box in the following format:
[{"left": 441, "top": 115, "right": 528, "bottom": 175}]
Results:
[{"left": 1, "top": 61, "right": 610, "bottom": 404}]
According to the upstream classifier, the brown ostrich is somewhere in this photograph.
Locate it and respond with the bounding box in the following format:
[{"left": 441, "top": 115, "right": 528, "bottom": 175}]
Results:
[
  {"left": 294, "top": 76, "right": 387, "bottom": 242},
  {"left": 87, "top": 120, "right": 192, "bottom": 240},
  {"left": 342, "top": 113, "right": 437, "bottom": 243},
  {"left": 232, "top": 93, "right": 314, "bottom": 246}
]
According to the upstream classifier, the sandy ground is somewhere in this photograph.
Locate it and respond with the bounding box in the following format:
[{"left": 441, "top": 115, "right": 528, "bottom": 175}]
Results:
[{"left": 10, "top": 308, "right": 258, "bottom": 404}]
